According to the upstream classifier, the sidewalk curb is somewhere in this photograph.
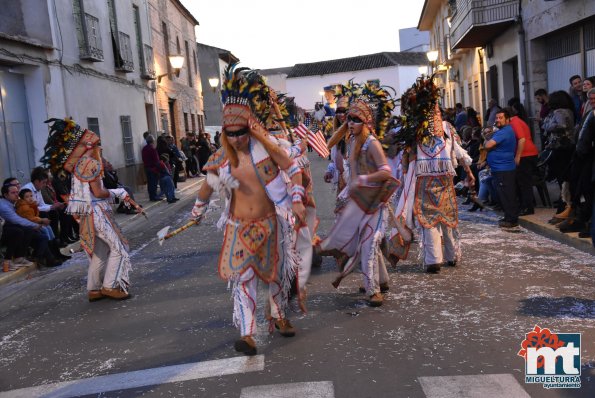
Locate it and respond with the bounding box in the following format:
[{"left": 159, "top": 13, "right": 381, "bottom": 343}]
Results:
[
  {"left": 117, "top": 177, "right": 204, "bottom": 228},
  {"left": 518, "top": 217, "right": 595, "bottom": 256},
  {"left": 0, "top": 178, "right": 204, "bottom": 287},
  {"left": 0, "top": 264, "right": 37, "bottom": 287}
]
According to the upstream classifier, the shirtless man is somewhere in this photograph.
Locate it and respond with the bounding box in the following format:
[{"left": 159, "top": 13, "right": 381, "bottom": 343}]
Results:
[{"left": 191, "top": 65, "right": 306, "bottom": 355}]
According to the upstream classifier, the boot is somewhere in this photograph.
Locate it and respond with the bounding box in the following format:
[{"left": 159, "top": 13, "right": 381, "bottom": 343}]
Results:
[
  {"left": 38, "top": 255, "right": 62, "bottom": 268},
  {"left": 274, "top": 318, "right": 296, "bottom": 337},
  {"left": 100, "top": 287, "right": 131, "bottom": 300},
  {"left": 555, "top": 205, "right": 572, "bottom": 218},
  {"left": 88, "top": 290, "right": 105, "bottom": 302},
  {"left": 548, "top": 205, "right": 572, "bottom": 224},
  {"left": 462, "top": 195, "right": 472, "bottom": 205},
  {"left": 426, "top": 263, "right": 441, "bottom": 273},
  {"left": 558, "top": 219, "right": 584, "bottom": 233},
  {"left": 51, "top": 240, "right": 71, "bottom": 261},
  {"left": 468, "top": 202, "right": 481, "bottom": 212},
  {"left": 311, "top": 250, "right": 322, "bottom": 268},
  {"left": 234, "top": 336, "right": 257, "bottom": 356},
  {"left": 388, "top": 254, "right": 400, "bottom": 267},
  {"left": 369, "top": 292, "right": 383, "bottom": 307},
  {"left": 578, "top": 223, "right": 591, "bottom": 238}
]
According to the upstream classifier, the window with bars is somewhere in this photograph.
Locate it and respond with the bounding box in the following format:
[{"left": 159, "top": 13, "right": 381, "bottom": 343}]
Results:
[
  {"left": 73, "top": 0, "right": 103, "bottom": 61},
  {"left": 87, "top": 118, "right": 100, "bottom": 136},
  {"left": 85, "top": 14, "right": 103, "bottom": 61},
  {"left": 120, "top": 116, "right": 135, "bottom": 166},
  {"left": 184, "top": 112, "right": 189, "bottom": 132},
  {"left": 585, "top": 21, "right": 595, "bottom": 51},
  {"left": 118, "top": 32, "right": 134, "bottom": 72},
  {"left": 191, "top": 114, "right": 196, "bottom": 131},
  {"left": 107, "top": 0, "right": 133, "bottom": 72},
  {"left": 546, "top": 28, "right": 580, "bottom": 61},
  {"left": 133, "top": 5, "right": 145, "bottom": 76}
]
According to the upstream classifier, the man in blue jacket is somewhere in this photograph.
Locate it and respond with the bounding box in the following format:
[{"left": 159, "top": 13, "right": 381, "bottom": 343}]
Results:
[{"left": 485, "top": 109, "right": 520, "bottom": 229}]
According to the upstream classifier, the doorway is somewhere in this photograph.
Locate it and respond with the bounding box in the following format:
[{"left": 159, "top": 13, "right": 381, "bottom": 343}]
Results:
[
  {"left": 502, "top": 57, "right": 519, "bottom": 104},
  {"left": 145, "top": 103, "right": 156, "bottom": 134},
  {"left": 0, "top": 70, "right": 34, "bottom": 182},
  {"left": 487, "top": 65, "right": 499, "bottom": 105}
]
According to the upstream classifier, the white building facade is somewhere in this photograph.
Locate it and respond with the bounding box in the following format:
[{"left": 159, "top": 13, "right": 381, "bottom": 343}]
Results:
[
  {"left": 0, "top": 0, "right": 157, "bottom": 187},
  {"left": 418, "top": 0, "right": 595, "bottom": 128},
  {"left": 263, "top": 52, "right": 427, "bottom": 112}
]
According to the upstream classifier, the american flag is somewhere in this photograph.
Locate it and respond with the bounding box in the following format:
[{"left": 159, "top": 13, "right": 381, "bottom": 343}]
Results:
[{"left": 294, "top": 123, "right": 330, "bottom": 158}]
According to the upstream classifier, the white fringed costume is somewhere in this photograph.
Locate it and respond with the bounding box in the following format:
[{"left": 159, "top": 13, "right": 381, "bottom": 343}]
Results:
[
  {"left": 271, "top": 134, "right": 319, "bottom": 298},
  {"left": 203, "top": 138, "right": 299, "bottom": 336},
  {"left": 391, "top": 121, "right": 472, "bottom": 266},
  {"left": 68, "top": 155, "right": 132, "bottom": 293},
  {"left": 320, "top": 134, "right": 398, "bottom": 295}
]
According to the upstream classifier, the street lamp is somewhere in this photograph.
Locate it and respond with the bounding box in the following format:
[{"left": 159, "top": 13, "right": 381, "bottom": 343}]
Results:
[
  {"left": 318, "top": 90, "right": 324, "bottom": 105},
  {"left": 426, "top": 50, "right": 439, "bottom": 74},
  {"left": 157, "top": 54, "right": 185, "bottom": 83},
  {"left": 208, "top": 77, "right": 219, "bottom": 92},
  {"left": 418, "top": 65, "right": 427, "bottom": 75}
]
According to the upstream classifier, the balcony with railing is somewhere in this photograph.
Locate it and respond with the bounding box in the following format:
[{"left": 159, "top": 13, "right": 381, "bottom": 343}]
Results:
[{"left": 450, "top": 0, "right": 517, "bottom": 49}]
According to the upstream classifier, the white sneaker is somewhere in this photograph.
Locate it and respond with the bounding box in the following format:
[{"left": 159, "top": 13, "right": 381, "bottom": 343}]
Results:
[{"left": 12, "top": 257, "right": 34, "bottom": 267}]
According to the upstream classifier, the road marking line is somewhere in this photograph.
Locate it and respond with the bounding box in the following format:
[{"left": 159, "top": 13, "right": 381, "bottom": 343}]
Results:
[
  {"left": 0, "top": 355, "right": 264, "bottom": 398},
  {"left": 418, "top": 373, "right": 530, "bottom": 398},
  {"left": 240, "top": 381, "right": 334, "bottom": 398}
]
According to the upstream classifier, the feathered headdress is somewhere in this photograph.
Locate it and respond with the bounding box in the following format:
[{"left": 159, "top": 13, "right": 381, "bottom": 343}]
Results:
[
  {"left": 221, "top": 63, "right": 271, "bottom": 129},
  {"left": 353, "top": 82, "right": 397, "bottom": 142},
  {"left": 265, "top": 91, "right": 289, "bottom": 130},
  {"left": 399, "top": 74, "right": 442, "bottom": 146},
  {"left": 40, "top": 118, "right": 101, "bottom": 174},
  {"left": 219, "top": 63, "right": 287, "bottom": 168},
  {"left": 334, "top": 80, "right": 360, "bottom": 111}
]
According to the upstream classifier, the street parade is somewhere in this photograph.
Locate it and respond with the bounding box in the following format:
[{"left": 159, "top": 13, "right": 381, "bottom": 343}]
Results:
[{"left": 0, "top": 1, "right": 594, "bottom": 397}]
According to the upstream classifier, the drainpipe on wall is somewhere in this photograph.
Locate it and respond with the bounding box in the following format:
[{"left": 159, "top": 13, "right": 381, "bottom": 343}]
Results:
[
  {"left": 517, "top": 1, "right": 531, "bottom": 125},
  {"left": 478, "top": 48, "right": 487, "bottom": 121}
]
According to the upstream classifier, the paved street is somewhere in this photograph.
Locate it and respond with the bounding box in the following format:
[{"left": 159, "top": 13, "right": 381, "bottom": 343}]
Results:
[{"left": 0, "top": 156, "right": 594, "bottom": 398}]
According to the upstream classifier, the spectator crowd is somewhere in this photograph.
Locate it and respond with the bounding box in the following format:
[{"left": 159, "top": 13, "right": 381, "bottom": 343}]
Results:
[
  {"left": 447, "top": 73, "right": 595, "bottom": 244},
  {"left": 3, "top": 77, "right": 594, "bottom": 273},
  {"left": 1, "top": 126, "right": 221, "bottom": 271}
]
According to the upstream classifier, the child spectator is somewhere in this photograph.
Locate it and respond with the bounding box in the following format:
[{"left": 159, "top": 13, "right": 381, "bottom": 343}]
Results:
[{"left": 15, "top": 189, "right": 55, "bottom": 241}]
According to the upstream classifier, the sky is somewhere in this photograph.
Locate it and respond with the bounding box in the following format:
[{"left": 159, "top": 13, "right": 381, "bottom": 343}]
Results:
[{"left": 180, "top": 0, "right": 427, "bottom": 70}]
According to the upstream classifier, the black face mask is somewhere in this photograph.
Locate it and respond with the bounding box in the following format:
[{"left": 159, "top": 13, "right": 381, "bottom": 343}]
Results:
[{"left": 224, "top": 127, "right": 249, "bottom": 138}]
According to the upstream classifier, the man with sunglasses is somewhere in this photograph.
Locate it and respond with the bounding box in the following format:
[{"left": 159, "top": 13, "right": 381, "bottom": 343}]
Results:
[{"left": 191, "top": 65, "right": 306, "bottom": 356}]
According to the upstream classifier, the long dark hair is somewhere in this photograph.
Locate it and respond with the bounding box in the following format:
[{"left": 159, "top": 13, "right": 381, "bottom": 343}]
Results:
[
  {"left": 510, "top": 101, "right": 529, "bottom": 124},
  {"left": 548, "top": 90, "right": 574, "bottom": 111}
]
